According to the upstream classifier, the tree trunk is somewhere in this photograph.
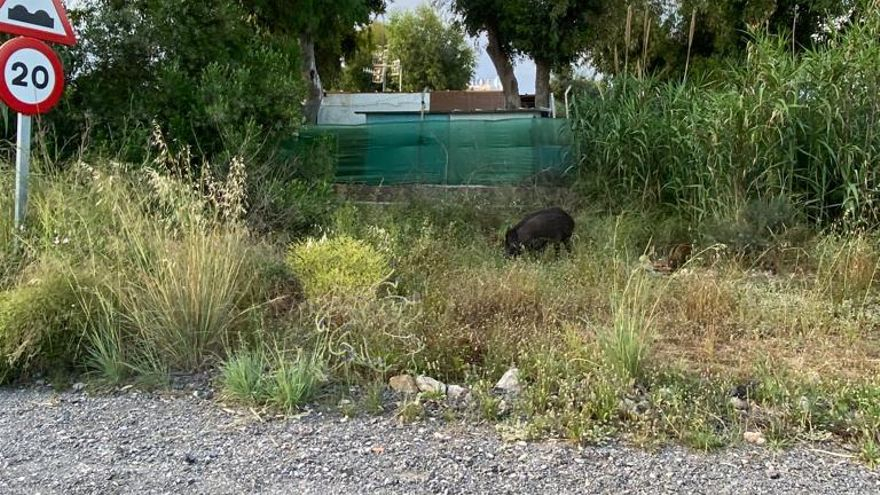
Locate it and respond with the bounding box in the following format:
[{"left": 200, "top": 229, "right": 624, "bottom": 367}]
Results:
[
  {"left": 299, "top": 32, "right": 323, "bottom": 125},
  {"left": 485, "top": 26, "right": 521, "bottom": 110},
  {"left": 534, "top": 58, "right": 551, "bottom": 111}
]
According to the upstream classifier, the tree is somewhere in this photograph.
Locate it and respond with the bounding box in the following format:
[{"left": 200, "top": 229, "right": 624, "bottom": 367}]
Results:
[
  {"left": 448, "top": 0, "right": 522, "bottom": 108},
  {"left": 337, "top": 23, "right": 389, "bottom": 93},
  {"left": 449, "top": 0, "right": 604, "bottom": 109},
  {"left": 387, "top": 6, "right": 476, "bottom": 91},
  {"left": 56, "top": 0, "right": 302, "bottom": 161},
  {"left": 241, "top": 0, "right": 386, "bottom": 123},
  {"left": 586, "top": 0, "right": 855, "bottom": 78},
  {"left": 506, "top": 0, "right": 604, "bottom": 109}
]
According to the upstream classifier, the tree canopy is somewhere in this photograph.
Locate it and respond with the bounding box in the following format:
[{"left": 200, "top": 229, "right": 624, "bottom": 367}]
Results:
[
  {"left": 239, "top": 0, "right": 386, "bottom": 122},
  {"left": 57, "top": 0, "right": 302, "bottom": 161},
  {"left": 387, "top": 6, "right": 476, "bottom": 92},
  {"left": 448, "top": 0, "right": 604, "bottom": 108},
  {"left": 586, "top": 0, "right": 856, "bottom": 78}
]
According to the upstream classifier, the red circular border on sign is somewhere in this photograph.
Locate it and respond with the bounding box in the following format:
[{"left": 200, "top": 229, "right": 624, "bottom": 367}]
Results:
[{"left": 0, "top": 37, "right": 65, "bottom": 115}]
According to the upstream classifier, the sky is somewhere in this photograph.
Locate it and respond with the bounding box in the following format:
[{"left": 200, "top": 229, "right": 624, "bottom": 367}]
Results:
[{"left": 385, "top": 0, "right": 537, "bottom": 92}]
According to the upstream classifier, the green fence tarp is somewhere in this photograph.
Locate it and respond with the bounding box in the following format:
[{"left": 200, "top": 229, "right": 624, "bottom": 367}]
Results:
[{"left": 295, "top": 118, "right": 573, "bottom": 186}]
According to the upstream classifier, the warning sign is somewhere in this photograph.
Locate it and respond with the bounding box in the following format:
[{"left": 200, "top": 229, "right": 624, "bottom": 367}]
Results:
[{"left": 0, "top": 0, "right": 77, "bottom": 46}]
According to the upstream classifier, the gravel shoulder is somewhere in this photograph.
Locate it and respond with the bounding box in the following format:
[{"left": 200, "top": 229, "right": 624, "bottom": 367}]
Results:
[{"left": 1, "top": 387, "right": 878, "bottom": 495}]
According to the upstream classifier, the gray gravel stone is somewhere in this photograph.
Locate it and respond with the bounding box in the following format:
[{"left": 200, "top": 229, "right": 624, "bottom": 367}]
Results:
[
  {"left": 1, "top": 388, "right": 878, "bottom": 494},
  {"left": 494, "top": 368, "right": 522, "bottom": 395},
  {"left": 416, "top": 376, "right": 446, "bottom": 394}
]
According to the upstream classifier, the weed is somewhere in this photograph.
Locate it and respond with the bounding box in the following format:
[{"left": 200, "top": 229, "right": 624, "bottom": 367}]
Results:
[
  {"left": 361, "top": 381, "right": 387, "bottom": 415},
  {"left": 222, "top": 349, "right": 269, "bottom": 402},
  {"left": 397, "top": 397, "right": 425, "bottom": 423},
  {"left": 859, "top": 430, "right": 880, "bottom": 468},
  {"left": 471, "top": 385, "right": 503, "bottom": 422},
  {"left": 268, "top": 349, "right": 326, "bottom": 412},
  {"left": 600, "top": 267, "right": 659, "bottom": 381}
]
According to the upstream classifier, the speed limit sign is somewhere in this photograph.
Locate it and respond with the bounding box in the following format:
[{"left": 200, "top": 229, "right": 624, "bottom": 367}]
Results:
[
  {"left": 0, "top": 1, "right": 76, "bottom": 233},
  {"left": 0, "top": 36, "right": 64, "bottom": 115}
]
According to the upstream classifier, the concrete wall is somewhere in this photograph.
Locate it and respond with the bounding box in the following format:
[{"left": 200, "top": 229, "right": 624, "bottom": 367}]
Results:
[
  {"left": 449, "top": 112, "right": 542, "bottom": 121},
  {"left": 318, "top": 93, "right": 429, "bottom": 125}
]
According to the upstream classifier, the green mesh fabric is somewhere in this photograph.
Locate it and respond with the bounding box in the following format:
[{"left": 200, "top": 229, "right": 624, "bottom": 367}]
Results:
[{"left": 295, "top": 118, "right": 572, "bottom": 185}]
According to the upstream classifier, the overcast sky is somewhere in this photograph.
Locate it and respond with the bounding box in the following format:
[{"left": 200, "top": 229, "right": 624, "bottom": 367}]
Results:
[{"left": 386, "top": 0, "right": 537, "bottom": 92}]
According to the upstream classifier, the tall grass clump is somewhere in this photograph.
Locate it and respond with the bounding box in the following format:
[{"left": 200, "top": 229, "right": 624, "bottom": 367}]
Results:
[
  {"left": 599, "top": 265, "right": 659, "bottom": 381},
  {"left": 573, "top": 2, "right": 880, "bottom": 228},
  {"left": 113, "top": 225, "right": 258, "bottom": 371}
]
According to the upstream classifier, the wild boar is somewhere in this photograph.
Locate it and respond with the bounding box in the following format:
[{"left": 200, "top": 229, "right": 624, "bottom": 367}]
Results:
[{"left": 504, "top": 207, "right": 575, "bottom": 258}]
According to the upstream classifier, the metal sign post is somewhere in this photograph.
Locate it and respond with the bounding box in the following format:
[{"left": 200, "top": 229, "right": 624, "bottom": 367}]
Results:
[
  {"left": 0, "top": 1, "right": 77, "bottom": 236},
  {"left": 14, "top": 113, "right": 30, "bottom": 230}
]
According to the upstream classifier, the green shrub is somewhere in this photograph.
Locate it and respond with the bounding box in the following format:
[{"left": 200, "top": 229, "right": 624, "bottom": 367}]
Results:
[
  {"left": 702, "top": 197, "right": 801, "bottom": 253},
  {"left": 248, "top": 179, "right": 337, "bottom": 237},
  {"left": 51, "top": 1, "right": 303, "bottom": 163},
  {"left": 286, "top": 235, "right": 391, "bottom": 300},
  {"left": 0, "top": 261, "right": 85, "bottom": 382}
]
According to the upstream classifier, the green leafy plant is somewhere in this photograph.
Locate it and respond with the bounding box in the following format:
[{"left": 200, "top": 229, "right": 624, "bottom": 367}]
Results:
[{"left": 286, "top": 235, "right": 391, "bottom": 300}]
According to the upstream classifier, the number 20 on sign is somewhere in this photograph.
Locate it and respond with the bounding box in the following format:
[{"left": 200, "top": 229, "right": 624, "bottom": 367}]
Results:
[{"left": 0, "top": 0, "right": 77, "bottom": 232}]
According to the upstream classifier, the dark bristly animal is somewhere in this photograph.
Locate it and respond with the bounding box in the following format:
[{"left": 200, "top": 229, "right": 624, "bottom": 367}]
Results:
[{"left": 504, "top": 207, "right": 575, "bottom": 258}]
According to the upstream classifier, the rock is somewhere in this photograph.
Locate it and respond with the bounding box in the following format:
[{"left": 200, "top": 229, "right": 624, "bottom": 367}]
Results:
[
  {"left": 183, "top": 453, "right": 197, "bottom": 465},
  {"left": 389, "top": 375, "right": 419, "bottom": 394},
  {"left": 494, "top": 368, "right": 522, "bottom": 395},
  {"left": 768, "top": 468, "right": 781, "bottom": 480},
  {"left": 193, "top": 390, "right": 214, "bottom": 400},
  {"left": 446, "top": 385, "right": 469, "bottom": 402},
  {"left": 743, "top": 431, "right": 766, "bottom": 445},
  {"left": 729, "top": 397, "right": 748, "bottom": 410},
  {"left": 416, "top": 376, "right": 446, "bottom": 394},
  {"left": 71, "top": 382, "right": 86, "bottom": 393}
]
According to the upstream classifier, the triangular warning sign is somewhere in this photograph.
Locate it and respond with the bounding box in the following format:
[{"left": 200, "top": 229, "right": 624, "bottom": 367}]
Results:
[{"left": 0, "top": 0, "right": 76, "bottom": 46}]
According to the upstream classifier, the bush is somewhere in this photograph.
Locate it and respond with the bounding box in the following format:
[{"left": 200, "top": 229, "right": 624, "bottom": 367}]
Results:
[
  {"left": 286, "top": 235, "right": 391, "bottom": 300},
  {"left": 0, "top": 261, "right": 86, "bottom": 382},
  {"left": 45, "top": 1, "right": 303, "bottom": 163},
  {"left": 248, "top": 179, "right": 337, "bottom": 237}
]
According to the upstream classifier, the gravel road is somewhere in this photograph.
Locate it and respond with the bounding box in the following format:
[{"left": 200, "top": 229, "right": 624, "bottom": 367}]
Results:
[{"left": 1, "top": 387, "right": 878, "bottom": 494}]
